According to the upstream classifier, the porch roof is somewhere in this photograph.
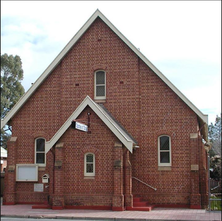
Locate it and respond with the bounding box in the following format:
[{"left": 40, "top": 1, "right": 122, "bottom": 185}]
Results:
[{"left": 45, "top": 96, "right": 137, "bottom": 153}]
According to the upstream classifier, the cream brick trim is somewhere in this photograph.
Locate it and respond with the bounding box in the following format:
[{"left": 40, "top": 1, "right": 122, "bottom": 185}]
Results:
[
  {"left": 190, "top": 133, "right": 198, "bottom": 139},
  {"left": 158, "top": 166, "right": 172, "bottom": 171},
  {"left": 9, "top": 137, "right": 17, "bottom": 142}
]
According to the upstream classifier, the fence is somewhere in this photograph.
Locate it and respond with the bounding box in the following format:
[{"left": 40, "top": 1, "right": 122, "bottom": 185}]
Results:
[{"left": 209, "top": 179, "right": 221, "bottom": 211}]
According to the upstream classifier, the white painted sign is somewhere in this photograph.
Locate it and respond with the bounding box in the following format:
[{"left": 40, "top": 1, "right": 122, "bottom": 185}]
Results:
[
  {"left": 75, "top": 121, "right": 88, "bottom": 132},
  {"left": 16, "top": 164, "right": 38, "bottom": 182},
  {"left": 34, "top": 183, "right": 44, "bottom": 192}
]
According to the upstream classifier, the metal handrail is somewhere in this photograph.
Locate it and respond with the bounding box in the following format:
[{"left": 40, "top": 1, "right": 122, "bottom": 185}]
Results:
[
  {"left": 211, "top": 185, "right": 220, "bottom": 191},
  {"left": 132, "top": 177, "right": 157, "bottom": 191}
]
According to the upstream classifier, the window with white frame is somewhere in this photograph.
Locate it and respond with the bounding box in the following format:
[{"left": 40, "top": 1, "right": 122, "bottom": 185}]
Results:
[
  {"left": 94, "top": 70, "right": 106, "bottom": 99},
  {"left": 84, "top": 153, "right": 95, "bottom": 176},
  {"left": 158, "top": 135, "right": 171, "bottom": 166},
  {"left": 35, "top": 138, "right": 46, "bottom": 166}
]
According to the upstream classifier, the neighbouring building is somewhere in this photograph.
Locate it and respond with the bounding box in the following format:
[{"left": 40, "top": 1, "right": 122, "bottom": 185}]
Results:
[
  {"left": 1, "top": 10, "right": 209, "bottom": 211},
  {"left": 1, "top": 147, "right": 7, "bottom": 172}
]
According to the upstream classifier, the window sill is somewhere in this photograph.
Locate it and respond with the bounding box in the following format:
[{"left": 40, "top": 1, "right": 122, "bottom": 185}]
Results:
[
  {"left": 94, "top": 99, "right": 106, "bottom": 103},
  {"left": 38, "top": 166, "right": 46, "bottom": 171},
  {"left": 84, "top": 176, "right": 95, "bottom": 179},
  {"left": 158, "top": 166, "right": 171, "bottom": 171}
]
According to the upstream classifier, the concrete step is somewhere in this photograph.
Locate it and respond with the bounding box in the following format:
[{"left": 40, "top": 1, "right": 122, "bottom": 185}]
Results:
[
  {"left": 133, "top": 197, "right": 142, "bottom": 202},
  {"left": 126, "top": 205, "right": 154, "bottom": 211},
  {"left": 133, "top": 201, "right": 148, "bottom": 207},
  {"left": 130, "top": 195, "right": 155, "bottom": 211}
]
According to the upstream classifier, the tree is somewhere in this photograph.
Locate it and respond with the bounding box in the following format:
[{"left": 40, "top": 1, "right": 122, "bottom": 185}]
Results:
[
  {"left": 208, "top": 115, "right": 221, "bottom": 180},
  {"left": 208, "top": 114, "right": 221, "bottom": 157},
  {"left": 1, "top": 53, "right": 25, "bottom": 148},
  {"left": 210, "top": 155, "right": 221, "bottom": 181}
]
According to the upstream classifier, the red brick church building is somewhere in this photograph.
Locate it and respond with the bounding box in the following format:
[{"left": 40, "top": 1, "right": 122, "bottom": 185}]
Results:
[{"left": 1, "top": 10, "right": 209, "bottom": 210}]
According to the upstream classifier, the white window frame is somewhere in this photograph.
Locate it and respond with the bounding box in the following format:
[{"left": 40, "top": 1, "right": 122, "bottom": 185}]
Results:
[
  {"left": 94, "top": 70, "right": 106, "bottom": 100},
  {"left": 35, "top": 137, "right": 46, "bottom": 166},
  {"left": 84, "top": 153, "right": 95, "bottom": 176},
  {"left": 158, "top": 135, "right": 171, "bottom": 167}
]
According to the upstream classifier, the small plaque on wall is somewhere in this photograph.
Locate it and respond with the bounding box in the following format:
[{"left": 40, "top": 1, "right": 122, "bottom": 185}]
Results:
[
  {"left": 34, "top": 183, "right": 44, "bottom": 192},
  {"left": 191, "top": 164, "right": 199, "bottom": 171},
  {"left": 8, "top": 165, "right": 15, "bottom": 172}
]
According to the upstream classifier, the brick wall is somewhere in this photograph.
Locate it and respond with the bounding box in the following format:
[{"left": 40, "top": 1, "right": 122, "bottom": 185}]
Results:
[{"left": 4, "top": 17, "right": 208, "bottom": 208}]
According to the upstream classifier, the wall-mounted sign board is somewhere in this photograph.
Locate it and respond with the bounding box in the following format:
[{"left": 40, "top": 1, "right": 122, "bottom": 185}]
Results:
[
  {"left": 71, "top": 121, "right": 88, "bottom": 132},
  {"left": 16, "top": 164, "right": 38, "bottom": 182},
  {"left": 34, "top": 183, "right": 44, "bottom": 192}
]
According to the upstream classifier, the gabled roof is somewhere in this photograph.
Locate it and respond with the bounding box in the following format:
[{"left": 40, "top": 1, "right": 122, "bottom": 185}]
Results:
[
  {"left": 1, "top": 9, "right": 208, "bottom": 130},
  {"left": 45, "top": 96, "right": 137, "bottom": 153}
]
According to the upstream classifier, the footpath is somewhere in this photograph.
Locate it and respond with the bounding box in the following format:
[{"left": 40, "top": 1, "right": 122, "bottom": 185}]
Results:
[{"left": 1, "top": 202, "right": 221, "bottom": 221}]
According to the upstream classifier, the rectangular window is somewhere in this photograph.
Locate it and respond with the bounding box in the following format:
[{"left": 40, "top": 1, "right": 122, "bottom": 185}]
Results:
[
  {"left": 35, "top": 138, "right": 46, "bottom": 166},
  {"left": 158, "top": 136, "right": 171, "bottom": 166},
  {"left": 95, "top": 71, "right": 106, "bottom": 99},
  {"left": 84, "top": 153, "right": 95, "bottom": 176}
]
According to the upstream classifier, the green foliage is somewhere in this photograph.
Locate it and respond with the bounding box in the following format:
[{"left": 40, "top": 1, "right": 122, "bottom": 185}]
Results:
[
  {"left": 210, "top": 155, "right": 221, "bottom": 181},
  {"left": 208, "top": 115, "right": 221, "bottom": 181},
  {"left": 1, "top": 53, "right": 25, "bottom": 148},
  {"left": 208, "top": 114, "right": 221, "bottom": 156},
  {"left": 210, "top": 196, "right": 222, "bottom": 211}
]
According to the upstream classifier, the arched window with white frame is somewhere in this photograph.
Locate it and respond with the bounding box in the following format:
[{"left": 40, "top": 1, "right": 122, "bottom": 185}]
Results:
[
  {"left": 158, "top": 135, "right": 171, "bottom": 167},
  {"left": 84, "top": 153, "right": 95, "bottom": 176},
  {"left": 94, "top": 70, "right": 106, "bottom": 100},
  {"left": 35, "top": 138, "right": 46, "bottom": 166}
]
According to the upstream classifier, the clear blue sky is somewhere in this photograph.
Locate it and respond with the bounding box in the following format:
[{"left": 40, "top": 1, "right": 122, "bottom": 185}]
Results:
[{"left": 1, "top": 1, "right": 221, "bottom": 124}]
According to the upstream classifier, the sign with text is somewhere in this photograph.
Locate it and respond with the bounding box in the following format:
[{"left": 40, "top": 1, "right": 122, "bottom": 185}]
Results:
[
  {"left": 73, "top": 121, "right": 88, "bottom": 132},
  {"left": 34, "top": 183, "right": 44, "bottom": 192}
]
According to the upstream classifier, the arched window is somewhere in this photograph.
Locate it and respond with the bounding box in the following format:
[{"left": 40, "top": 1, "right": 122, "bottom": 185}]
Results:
[
  {"left": 84, "top": 153, "right": 95, "bottom": 176},
  {"left": 35, "top": 138, "right": 46, "bottom": 166},
  {"left": 94, "top": 70, "right": 106, "bottom": 99},
  {"left": 158, "top": 135, "right": 171, "bottom": 166}
]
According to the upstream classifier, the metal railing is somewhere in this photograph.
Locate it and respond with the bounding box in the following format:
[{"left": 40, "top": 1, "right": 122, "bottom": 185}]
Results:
[{"left": 132, "top": 177, "right": 157, "bottom": 191}]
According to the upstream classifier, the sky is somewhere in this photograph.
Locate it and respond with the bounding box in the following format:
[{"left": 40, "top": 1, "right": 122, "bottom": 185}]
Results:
[{"left": 1, "top": 1, "right": 221, "bottom": 125}]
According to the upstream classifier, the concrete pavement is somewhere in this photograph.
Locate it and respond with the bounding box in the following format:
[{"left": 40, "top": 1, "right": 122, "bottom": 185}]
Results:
[{"left": 1, "top": 203, "right": 221, "bottom": 221}]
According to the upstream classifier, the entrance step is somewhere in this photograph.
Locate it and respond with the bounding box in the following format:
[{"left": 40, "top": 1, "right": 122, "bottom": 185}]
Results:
[
  {"left": 32, "top": 202, "right": 51, "bottom": 209},
  {"left": 133, "top": 197, "right": 142, "bottom": 202},
  {"left": 127, "top": 205, "right": 154, "bottom": 211},
  {"left": 134, "top": 201, "right": 148, "bottom": 207},
  {"left": 126, "top": 196, "right": 154, "bottom": 211}
]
